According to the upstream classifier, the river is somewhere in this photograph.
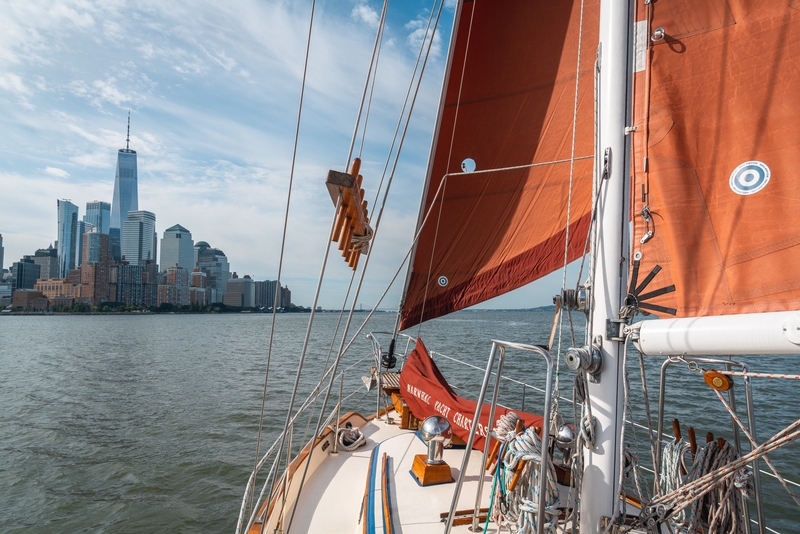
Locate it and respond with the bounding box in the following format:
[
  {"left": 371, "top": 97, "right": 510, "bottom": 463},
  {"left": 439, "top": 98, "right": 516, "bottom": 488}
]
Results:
[{"left": 1, "top": 311, "right": 797, "bottom": 532}]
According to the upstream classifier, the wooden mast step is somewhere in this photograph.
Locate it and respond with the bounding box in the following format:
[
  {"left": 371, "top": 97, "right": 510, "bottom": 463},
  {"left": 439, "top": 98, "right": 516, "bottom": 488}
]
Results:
[{"left": 326, "top": 158, "right": 371, "bottom": 270}]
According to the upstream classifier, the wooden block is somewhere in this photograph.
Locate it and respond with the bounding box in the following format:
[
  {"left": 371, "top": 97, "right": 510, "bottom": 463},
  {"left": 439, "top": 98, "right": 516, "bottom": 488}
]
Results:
[{"left": 411, "top": 454, "right": 453, "bottom": 486}]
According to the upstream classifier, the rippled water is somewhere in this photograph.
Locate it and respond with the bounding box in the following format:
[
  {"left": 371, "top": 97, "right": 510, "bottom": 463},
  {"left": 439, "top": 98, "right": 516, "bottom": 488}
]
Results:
[{"left": 1, "top": 312, "right": 798, "bottom": 532}]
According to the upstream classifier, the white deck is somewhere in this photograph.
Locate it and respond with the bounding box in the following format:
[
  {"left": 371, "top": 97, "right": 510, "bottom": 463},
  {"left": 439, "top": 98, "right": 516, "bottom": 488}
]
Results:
[{"left": 280, "top": 416, "right": 496, "bottom": 534}]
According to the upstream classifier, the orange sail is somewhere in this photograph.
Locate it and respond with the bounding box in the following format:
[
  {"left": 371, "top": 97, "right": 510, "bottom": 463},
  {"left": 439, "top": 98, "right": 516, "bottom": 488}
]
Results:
[
  {"left": 400, "top": 0, "right": 598, "bottom": 330},
  {"left": 631, "top": 0, "right": 800, "bottom": 318}
]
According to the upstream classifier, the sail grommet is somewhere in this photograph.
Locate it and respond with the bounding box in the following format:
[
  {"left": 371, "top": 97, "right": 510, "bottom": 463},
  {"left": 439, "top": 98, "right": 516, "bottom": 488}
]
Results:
[
  {"left": 438, "top": 276, "right": 449, "bottom": 287},
  {"left": 460, "top": 158, "right": 476, "bottom": 173},
  {"left": 651, "top": 27, "right": 665, "bottom": 42}
]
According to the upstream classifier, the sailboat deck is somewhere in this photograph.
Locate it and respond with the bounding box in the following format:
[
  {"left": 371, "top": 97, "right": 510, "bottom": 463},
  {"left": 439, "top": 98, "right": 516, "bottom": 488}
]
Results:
[{"left": 280, "top": 415, "right": 496, "bottom": 533}]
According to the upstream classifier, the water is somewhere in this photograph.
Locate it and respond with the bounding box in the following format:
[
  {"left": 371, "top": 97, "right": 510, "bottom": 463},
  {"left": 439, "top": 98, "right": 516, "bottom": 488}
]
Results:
[{"left": 1, "top": 312, "right": 798, "bottom": 532}]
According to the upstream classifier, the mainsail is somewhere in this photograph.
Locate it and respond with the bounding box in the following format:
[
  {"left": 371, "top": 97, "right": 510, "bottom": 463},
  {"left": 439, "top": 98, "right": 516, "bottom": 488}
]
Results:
[
  {"left": 399, "top": 0, "right": 599, "bottom": 330},
  {"left": 631, "top": 0, "right": 800, "bottom": 318}
]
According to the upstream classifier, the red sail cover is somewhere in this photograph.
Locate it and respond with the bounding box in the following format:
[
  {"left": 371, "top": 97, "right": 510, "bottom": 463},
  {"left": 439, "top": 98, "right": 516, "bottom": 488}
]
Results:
[
  {"left": 400, "top": 0, "right": 598, "bottom": 330},
  {"left": 399, "top": 338, "right": 543, "bottom": 451},
  {"left": 631, "top": 1, "right": 800, "bottom": 317}
]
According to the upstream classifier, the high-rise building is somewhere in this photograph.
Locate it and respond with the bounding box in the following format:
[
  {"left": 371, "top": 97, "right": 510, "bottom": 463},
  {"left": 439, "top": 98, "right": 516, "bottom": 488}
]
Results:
[
  {"left": 32, "top": 245, "right": 58, "bottom": 280},
  {"left": 57, "top": 199, "right": 79, "bottom": 278},
  {"left": 224, "top": 273, "right": 255, "bottom": 307},
  {"left": 74, "top": 220, "right": 94, "bottom": 269},
  {"left": 195, "top": 241, "right": 230, "bottom": 303},
  {"left": 0, "top": 234, "right": 4, "bottom": 271},
  {"left": 110, "top": 114, "right": 138, "bottom": 261},
  {"left": 157, "top": 265, "right": 190, "bottom": 307},
  {"left": 11, "top": 257, "right": 41, "bottom": 290},
  {"left": 255, "top": 280, "right": 278, "bottom": 309},
  {"left": 110, "top": 113, "right": 138, "bottom": 231},
  {"left": 160, "top": 224, "right": 194, "bottom": 271},
  {"left": 109, "top": 259, "right": 157, "bottom": 307},
  {"left": 84, "top": 201, "right": 111, "bottom": 234},
  {"left": 80, "top": 230, "right": 111, "bottom": 306},
  {"left": 122, "top": 210, "right": 157, "bottom": 266}
]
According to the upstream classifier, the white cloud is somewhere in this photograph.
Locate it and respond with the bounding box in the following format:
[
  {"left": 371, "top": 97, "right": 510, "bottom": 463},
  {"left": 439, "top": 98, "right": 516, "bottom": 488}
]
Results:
[
  {"left": 405, "top": 15, "right": 444, "bottom": 58},
  {"left": 44, "top": 166, "right": 70, "bottom": 178},
  {"left": 351, "top": 4, "right": 380, "bottom": 28},
  {"left": 0, "top": 73, "right": 31, "bottom": 95}
]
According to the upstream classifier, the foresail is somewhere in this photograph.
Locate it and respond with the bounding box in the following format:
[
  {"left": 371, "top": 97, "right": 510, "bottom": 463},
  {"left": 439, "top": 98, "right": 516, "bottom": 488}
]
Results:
[
  {"left": 400, "top": 0, "right": 599, "bottom": 330},
  {"left": 631, "top": 1, "right": 800, "bottom": 318}
]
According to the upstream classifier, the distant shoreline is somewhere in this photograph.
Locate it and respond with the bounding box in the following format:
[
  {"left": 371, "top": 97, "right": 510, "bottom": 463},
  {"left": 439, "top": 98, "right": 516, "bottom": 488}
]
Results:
[{"left": 2, "top": 306, "right": 556, "bottom": 316}]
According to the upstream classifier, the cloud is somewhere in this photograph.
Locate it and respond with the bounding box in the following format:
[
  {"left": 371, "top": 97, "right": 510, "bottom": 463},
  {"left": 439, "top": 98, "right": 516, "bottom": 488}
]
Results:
[
  {"left": 44, "top": 166, "right": 70, "bottom": 178},
  {"left": 405, "top": 15, "right": 444, "bottom": 58},
  {"left": 0, "top": 73, "right": 31, "bottom": 95},
  {"left": 351, "top": 4, "right": 380, "bottom": 28}
]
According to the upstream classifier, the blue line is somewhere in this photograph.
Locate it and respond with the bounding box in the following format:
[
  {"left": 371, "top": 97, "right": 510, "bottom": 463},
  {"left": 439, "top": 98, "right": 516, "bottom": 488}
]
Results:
[
  {"left": 382, "top": 454, "right": 395, "bottom": 534},
  {"left": 366, "top": 445, "right": 380, "bottom": 534}
]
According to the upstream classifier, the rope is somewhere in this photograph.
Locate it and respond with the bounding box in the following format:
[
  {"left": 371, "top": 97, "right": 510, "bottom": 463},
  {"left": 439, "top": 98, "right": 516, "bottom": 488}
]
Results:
[
  {"left": 658, "top": 439, "right": 691, "bottom": 525},
  {"left": 337, "top": 425, "right": 366, "bottom": 452},
  {"left": 508, "top": 426, "right": 561, "bottom": 534},
  {"left": 651, "top": 416, "right": 800, "bottom": 524},
  {"left": 720, "top": 371, "right": 800, "bottom": 380},
  {"left": 713, "top": 389, "right": 800, "bottom": 508}
]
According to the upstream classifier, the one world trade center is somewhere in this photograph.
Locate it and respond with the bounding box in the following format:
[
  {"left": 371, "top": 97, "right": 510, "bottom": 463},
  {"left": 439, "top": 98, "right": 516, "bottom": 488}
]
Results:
[{"left": 109, "top": 112, "right": 138, "bottom": 261}]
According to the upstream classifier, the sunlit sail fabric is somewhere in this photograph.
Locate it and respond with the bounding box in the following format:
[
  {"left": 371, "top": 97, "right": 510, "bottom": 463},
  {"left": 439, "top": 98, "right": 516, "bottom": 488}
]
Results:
[
  {"left": 400, "top": 0, "right": 598, "bottom": 330},
  {"left": 631, "top": 0, "right": 800, "bottom": 318}
]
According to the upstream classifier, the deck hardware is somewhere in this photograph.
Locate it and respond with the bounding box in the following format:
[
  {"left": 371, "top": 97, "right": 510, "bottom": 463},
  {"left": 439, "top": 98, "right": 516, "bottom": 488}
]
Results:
[
  {"left": 640, "top": 504, "right": 671, "bottom": 534},
  {"left": 651, "top": 27, "right": 665, "bottom": 42},
  {"left": 704, "top": 370, "right": 733, "bottom": 391},
  {"left": 602, "top": 147, "right": 611, "bottom": 180},
  {"left": 565, "top": 341, "right": 603, "bottom": 382},
  {"left": 624, "top": 126, "right": 638, "bottom": 135},
  {"left": 326, "top": 158, "right": 372, "bottom": 270},
  {"left": 607, "top": 318, "right": 627, "bottom": 342},
  {"left": 559, "top": 286, "right": 589, "bottom": 313}
]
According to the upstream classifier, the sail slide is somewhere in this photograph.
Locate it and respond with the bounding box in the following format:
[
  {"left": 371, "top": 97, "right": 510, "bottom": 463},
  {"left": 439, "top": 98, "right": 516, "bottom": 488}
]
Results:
[
  {"left": 631, "top": 0, "right": 800, "bottom": 318},
  {"left": 400, "top": 0, "right": 599, "bottom": 330},
  {"left": 399, "top": 338, "right": 543, "bottom": 450}
]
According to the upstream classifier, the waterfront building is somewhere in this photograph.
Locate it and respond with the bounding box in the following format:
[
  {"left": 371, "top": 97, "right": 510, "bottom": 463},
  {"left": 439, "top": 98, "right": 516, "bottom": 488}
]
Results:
[
  {"left": 57, "top": 199, "right": 79, "bottom": 277},
  {"left": 34, "top": 278, "right": 82, "bottom": 299},
  {"left": 281, "top": 285, "right": 292, "bottom": 309},
  {"left": 84, "top": 201, "right": 111, "bottom": 234},
  {"left": 160, "top": 224, "right": 194, "bottom": 271},
  {"left": 189, "top": 268, "right": 209, "bottom": 307},
  {"left": 223, "top": 273, "right": 255, "bottom": 308},
  {"left": 122, "top": 210, "right": 157, "bottom": 266},
  {"left": 255, "top": 280, "right": 278, "bottom": 309},
  {"left": 0, "top": 233, "right": 4, "bottom": 271},
  {"left": 80, "top": 230, "right": 110, "bottom": 306},
  {"left": 32, "top": 246, "right": 58, "bottom": 280},
  {"left": 11, "top": 257, "right": 41, "bottom": 291},
  {"left": 194, "top": 241, "right": 230, "bottom": 304},
  {"left": 11, "top": 290, "right": 47, "bottom": 311},
  {"left": 157, "top": 265, "right": 190, "bottom": 307},
  {"left": 109, "top": 259, "right": 157, "bottom": 307}
]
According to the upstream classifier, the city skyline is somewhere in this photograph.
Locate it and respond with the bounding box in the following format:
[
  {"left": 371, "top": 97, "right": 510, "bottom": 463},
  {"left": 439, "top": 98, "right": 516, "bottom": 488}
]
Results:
[{"left": 0, "top": 1, "right": 581, "bottom": 310}]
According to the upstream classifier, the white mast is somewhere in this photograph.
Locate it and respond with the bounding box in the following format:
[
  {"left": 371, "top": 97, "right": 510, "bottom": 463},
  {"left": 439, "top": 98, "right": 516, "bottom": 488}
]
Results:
[{"left": 580, "top": 0, "right": 633, "bottom": 530}]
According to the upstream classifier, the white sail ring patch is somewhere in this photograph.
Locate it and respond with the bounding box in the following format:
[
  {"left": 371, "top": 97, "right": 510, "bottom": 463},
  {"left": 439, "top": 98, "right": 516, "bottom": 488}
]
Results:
[
  {"left": 730, "top": 161, "right": 770, "bottom": 195},
  {"left": 438, "top": 276, "right": 449, "bottom": 287},
  {"left": 461, "top": 158, "right": 476, "bottom": 173}
]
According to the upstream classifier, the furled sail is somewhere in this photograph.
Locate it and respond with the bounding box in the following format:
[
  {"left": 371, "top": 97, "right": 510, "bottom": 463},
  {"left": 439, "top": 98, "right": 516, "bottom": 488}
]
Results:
[
  {"left": 399, "top": 0, "right": 599, "bottom": 330},
  {"left": 631, "top": 0, "right": 800, "bottom": 317}
]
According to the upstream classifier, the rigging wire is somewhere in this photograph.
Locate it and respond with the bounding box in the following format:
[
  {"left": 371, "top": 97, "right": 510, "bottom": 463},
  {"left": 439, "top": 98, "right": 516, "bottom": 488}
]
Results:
[
  {"left": 358, "top": 1, "right": 388, "bottom": 161},
  {"left": 250, "top": 0, "right": 316, "bottom": 519},
  {"left": 415, "top": 0, "right": 478, "bottom": 337},
  {"left": 283, "top": 2, "right": 447, "bottom": 531},
  {"left": 556, "top": 0, "right": 588, "bottom": 403}
]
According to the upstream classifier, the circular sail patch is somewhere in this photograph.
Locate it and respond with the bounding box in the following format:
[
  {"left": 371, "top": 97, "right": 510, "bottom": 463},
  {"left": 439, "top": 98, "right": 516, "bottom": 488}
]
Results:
[
  {"left": 437, "top": 276, "right": 449, "bottom": 287},
  {"left": 729, "top": 161, "right": 770, "bottom": 195}
]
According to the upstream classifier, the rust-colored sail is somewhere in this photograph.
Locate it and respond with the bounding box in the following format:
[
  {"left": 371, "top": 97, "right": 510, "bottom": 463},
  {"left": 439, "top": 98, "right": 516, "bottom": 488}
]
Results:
[
  {"left": 631, "top": 1, "right": 800, "bottom": 318},
  {"left": 400, "top": 0, "right": 598, "bottom": 330}
]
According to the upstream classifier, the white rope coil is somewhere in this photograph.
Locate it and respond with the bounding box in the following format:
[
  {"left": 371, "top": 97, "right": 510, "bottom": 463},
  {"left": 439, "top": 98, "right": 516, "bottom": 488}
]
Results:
[
  {"left": 337, "top": 426, "right": 366, "bottom": 451},
  {"left": 658, "top": 439, "right": 691, "bottom": 525}
]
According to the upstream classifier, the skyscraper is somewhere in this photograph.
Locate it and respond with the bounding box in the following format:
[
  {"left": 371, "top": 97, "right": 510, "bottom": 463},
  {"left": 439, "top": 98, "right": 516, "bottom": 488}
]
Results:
[
  {"left": 0, "top": 233, "right": 4, "bottom": 272},
  {"left": 122, "top": 210, "right": 157, "bottom": 266},
  {"left": 84, "top": 201, "right": 111, "bottom": 234},
  {"left": 160, "top": 224, "right": 194, "bottom": 271},
  {"left": 110, "top": 113, "right": 138, "bottom": 261},
  {"left": 32, "top": 245, "right": 58, "bottom": 280},
  {"left": 57, "top": 199, "right": 79, "bottom": 278},
  {"left": 194, "top": 241, "right": 230, "bottom": 303},
  {"left": 74, "top": 220, "right": 94, "bottom": 269}
]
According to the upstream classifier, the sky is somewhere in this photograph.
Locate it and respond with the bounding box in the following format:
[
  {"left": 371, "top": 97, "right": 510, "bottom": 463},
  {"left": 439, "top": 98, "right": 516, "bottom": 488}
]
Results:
[{"left": 0, "top": 0, "right": 581, "bottom": 310}]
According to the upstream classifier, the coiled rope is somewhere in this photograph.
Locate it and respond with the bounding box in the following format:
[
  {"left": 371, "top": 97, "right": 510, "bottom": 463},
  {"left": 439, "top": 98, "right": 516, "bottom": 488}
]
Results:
[{"left": 658, "top": 439, "right": 691, "bottom": 525}]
